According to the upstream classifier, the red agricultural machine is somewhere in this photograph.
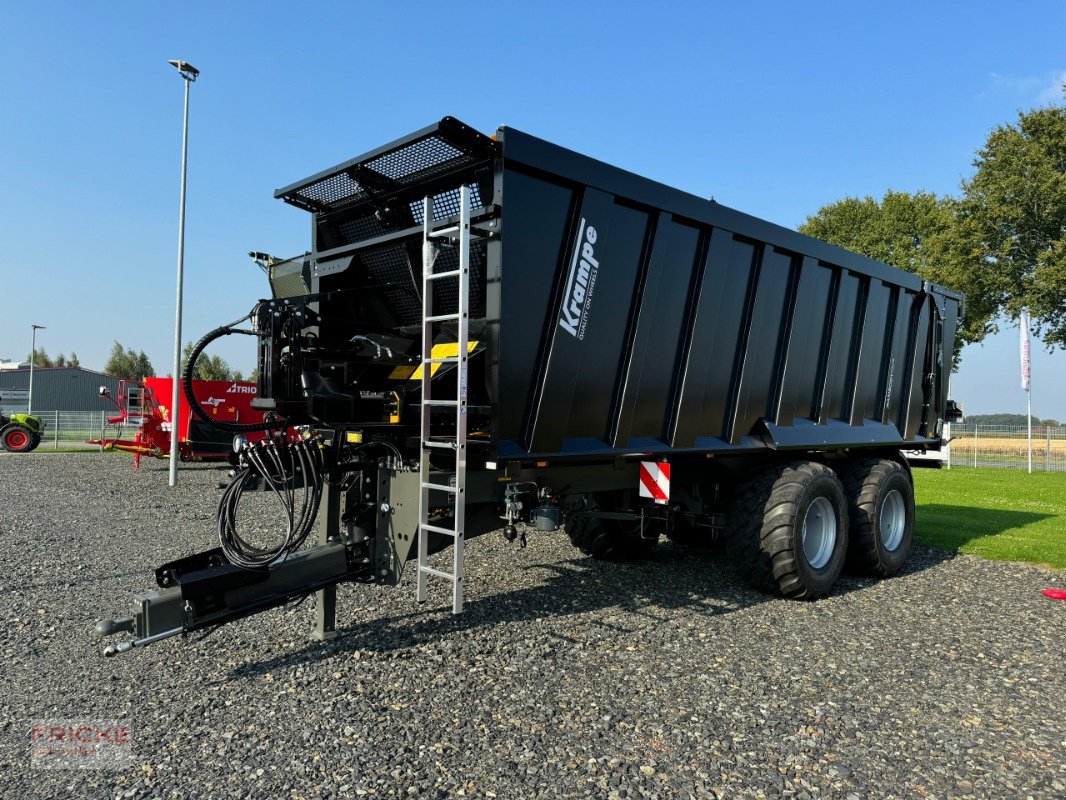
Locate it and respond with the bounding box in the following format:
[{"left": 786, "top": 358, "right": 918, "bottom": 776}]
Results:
[{"left": 89, "top": 377, "right": 274, "bottom": 467}]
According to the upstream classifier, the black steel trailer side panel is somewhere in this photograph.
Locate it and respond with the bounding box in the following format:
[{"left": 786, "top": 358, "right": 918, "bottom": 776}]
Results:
[
  {"left": 493, "top": 126, "right": 960, "bottom": 460},
  {"left": 271, "top": 118, "right": 961, "bottom": 463}
]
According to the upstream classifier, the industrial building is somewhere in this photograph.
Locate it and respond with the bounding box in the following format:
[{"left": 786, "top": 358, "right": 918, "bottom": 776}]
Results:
[{"left": 0, "top": 367, "right": 123, "bottom": 413}]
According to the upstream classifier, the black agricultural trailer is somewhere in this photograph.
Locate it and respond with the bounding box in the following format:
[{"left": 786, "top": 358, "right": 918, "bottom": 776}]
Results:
[{"left": 97, "top": 117, "right": 963, "bottom": 655}]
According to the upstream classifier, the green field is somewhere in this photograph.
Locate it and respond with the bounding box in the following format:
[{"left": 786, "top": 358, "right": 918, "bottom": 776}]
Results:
[{"left": 913, "top": 467, "right": 1066, "bottom": 570}]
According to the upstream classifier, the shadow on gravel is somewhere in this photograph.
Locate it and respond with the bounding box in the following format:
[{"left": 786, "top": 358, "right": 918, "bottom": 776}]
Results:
[
  {"left": 224, "top": 539, "right": 953, "bottom": 680},
  {"left": 915, "top": 503, "right": 1054, "bottom": 552}
]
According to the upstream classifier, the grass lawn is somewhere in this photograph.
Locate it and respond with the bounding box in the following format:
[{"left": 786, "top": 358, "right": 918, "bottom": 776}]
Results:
[{"left": 912, "top": 467, "right": 1066, "bottom": 570}]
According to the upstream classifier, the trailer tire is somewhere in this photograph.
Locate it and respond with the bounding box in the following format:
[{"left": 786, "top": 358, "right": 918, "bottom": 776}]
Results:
[
  {"left": 726, "top": 460, "right": 848, "bottom": 600},
  {"left": 565, "top": 495, "right": 658, "bottom": 562},
  {"left": 839, "top": 457, "right": 913, "bottom": 576},
  {"left": 2, "top": 425, "right": 36, "bottom": 453}
]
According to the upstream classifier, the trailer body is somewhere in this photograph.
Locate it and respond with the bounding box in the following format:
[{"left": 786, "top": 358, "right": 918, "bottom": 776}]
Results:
[
  {"left": 271, "top": 117, "right": 960, "bottom": 461},
  {"left": 97, "top": 118, "right": 963, "bottom": 655}
]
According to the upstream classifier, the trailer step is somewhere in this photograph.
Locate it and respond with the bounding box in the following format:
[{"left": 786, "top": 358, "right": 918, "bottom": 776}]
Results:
[
  {"left": 424, "top": 399, "right": 459, "bottom": 407},
  {"left": 421, "top": 481, "right": 458, "bottom": 493},
  {"left": 422, "top": 440, "right": 456, "bottom": 450},
  {"left": 421, "top": 523, "right": 459, "bottom": 536},
  {"left": 418, "top": 565, "right": 458, "bottom": 582},
  {"left": 425, "top": 269, "right": 462, "bottom": 281},
  {"left": 425, "top": 313, "right": 461, "bottom": 323},
  {"left": 423, "top": 356, "right": 460, "bottom": 364}
]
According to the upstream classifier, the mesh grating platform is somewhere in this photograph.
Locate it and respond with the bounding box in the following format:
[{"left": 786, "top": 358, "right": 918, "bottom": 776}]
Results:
[
  {"left": 276, "top": 118, "right": 493, "bottom": 213},
  {"left": 431, "top": 244, "right": 485, "bottom": 321},
  {"left": 358, "top": 245, "right": 422, "bottom": 324},
  {"left": 352, "top": 241, "right": 487, "bottom": 327},
  {"left": 365, "top": 137, "right": 464, "bottom": 181},
  {"left": 409, "top": 185, "right": 484, "bottom": 224},
  {"left": 337, "top": 214, "right": 390, "bottom": 245}
]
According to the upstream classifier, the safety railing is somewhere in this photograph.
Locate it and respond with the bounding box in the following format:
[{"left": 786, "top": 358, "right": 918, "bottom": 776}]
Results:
[
  {"left": 12, "top": 410, "right": 130, "bottom": 450},
  {"left": 947, "top": 423, "right": 1066, "bottom": 472}
]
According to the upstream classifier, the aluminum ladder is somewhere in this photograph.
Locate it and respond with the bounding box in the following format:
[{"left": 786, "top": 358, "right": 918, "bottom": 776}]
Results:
[{"left": 416, "top": 185, "right": 474, "bottom": 613}]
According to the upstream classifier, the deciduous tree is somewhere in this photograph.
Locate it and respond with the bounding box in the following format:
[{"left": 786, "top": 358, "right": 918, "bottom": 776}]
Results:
[
  {"left": 104, "top": 341, "right": 155, "bottom": 381},
  {"left": 800, "top": 95, "right": 1066, "bottom": 352},
  {"left": 960, "top": 104, "right": 1066, "bottom": 348}
]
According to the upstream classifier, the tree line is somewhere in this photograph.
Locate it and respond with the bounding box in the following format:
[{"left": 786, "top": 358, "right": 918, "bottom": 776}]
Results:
[
  {"left": 102, "top": 341, "right": 250, "bottom": 383},
  {"left": 801, "top": 89, "right": 1066, "bottom": 358},
  {"left": 25, "top": 348, "right": 81, "bottom": 368},
  {"left": 963, "top": 413, "right": 1061, "bottom": 427}
]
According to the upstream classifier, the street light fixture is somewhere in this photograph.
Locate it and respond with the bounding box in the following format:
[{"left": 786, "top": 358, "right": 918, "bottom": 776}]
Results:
[
  {"left": 28, "top": 324, "right": 45, "bottom": 414},
  {"left": 167, "top": 59, "right": 199, "bottom": 487}
]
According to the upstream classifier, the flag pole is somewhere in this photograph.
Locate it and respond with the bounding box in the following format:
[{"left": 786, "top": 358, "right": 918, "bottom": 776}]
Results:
[
  {"left": 1020, "top": 310, "right": 1032, "bottom": 473},
  {"left": 1027, "top": 383, "right": 1032, "bottom": 473}
]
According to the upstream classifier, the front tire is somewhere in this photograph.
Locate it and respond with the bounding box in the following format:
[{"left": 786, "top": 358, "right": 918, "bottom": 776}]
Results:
[
  {"left": 839, "top": 458, "right": 914, "bottom": 576},
  {"left": 726, "top": 461, "right": 848, "bottom": 600}
]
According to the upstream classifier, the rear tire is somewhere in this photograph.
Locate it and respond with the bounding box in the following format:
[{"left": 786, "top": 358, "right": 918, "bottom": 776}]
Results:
[
  {"left": 839, "top": 457, "right": 914, "bottom": 576},
  {"left": 1, "top": 425, "right": 35, "bottom": 453},
  {"left": 565, "top": 494, "right": 659, "bottom": 562},
  {"left": 726, "top": 460, "right": 848, "bottom": 600}
]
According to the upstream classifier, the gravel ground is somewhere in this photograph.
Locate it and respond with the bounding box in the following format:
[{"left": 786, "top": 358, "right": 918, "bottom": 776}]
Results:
[{"left": 1, "top": 453, "right": 1064, "bottom": 799}]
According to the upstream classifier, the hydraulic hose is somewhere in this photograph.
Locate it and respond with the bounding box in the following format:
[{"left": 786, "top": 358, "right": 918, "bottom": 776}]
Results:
[
  {"left": 182, "top": 310, "right": 281, "bottom": 433},
  {"left": 218, "top": 436, "right": 324, "bottom": 568}
]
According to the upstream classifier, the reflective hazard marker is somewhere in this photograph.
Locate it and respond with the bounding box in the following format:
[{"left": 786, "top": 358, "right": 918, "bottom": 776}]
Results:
[{"left": 639, "top": 461, "right": 670, "bottom": 504}]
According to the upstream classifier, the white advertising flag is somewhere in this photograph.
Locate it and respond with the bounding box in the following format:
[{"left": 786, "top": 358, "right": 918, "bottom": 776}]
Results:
[{"left": 1020, "top": 310, "right": 1031, "bottom": 392}]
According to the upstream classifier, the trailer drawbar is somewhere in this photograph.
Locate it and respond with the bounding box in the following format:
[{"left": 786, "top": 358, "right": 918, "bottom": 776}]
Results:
[{"left": 96, "top": 116, "right": 964, "bottom": 656}]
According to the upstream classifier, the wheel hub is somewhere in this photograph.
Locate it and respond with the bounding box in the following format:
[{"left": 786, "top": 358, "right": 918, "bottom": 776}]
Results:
[
  {"left": 802, "top": 496, "right": 837, "bottom": 569},
  {"left": 880, "top": 489, "right": 906, "bottom": 551}
]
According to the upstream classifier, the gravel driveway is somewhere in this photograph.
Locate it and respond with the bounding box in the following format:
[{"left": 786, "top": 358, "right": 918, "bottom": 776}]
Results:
[{"left": 1, "top": 453, "right": 1064, "bottom": 799}]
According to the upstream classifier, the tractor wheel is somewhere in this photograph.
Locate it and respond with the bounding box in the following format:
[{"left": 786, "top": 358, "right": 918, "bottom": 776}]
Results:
[
  {"left": 2, "top": 425, "right": 36, "bottom": 453},
  {"left": 28, "top": 434, "right": 42, "bottom": 452},
  {"left": 726, "top": 460, "right": 848, "bottom": 600},
  {"left": 838, "top": 457, "right": 914, "bottom": 577},
  {"left": 565, "top": 494, "right": 659, "bottom": 562}
]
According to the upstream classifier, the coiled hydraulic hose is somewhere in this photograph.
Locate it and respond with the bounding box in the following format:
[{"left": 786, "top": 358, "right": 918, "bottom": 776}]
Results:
[
  {"left": 182, "top": 308, "right": 281, "bottom": 433},
  {"left": 218, "top": 436, "right": 324, "bottom": 568}
]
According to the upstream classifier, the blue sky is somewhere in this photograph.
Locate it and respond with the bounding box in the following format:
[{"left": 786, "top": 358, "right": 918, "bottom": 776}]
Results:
[{"left": 1, "top": 1, "right": 1064, "bottom": 419}]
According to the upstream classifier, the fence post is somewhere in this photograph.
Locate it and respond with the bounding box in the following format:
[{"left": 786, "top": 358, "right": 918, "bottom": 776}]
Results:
[
  {"left": 1049, "top": 427, "right": 1053, "bottom": 473},
  {"left": 973, "top": 423, "right": 978, "bottom": 468}
]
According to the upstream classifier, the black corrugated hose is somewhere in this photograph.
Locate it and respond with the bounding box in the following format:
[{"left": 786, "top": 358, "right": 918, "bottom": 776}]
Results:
[{"left": 182, "top": 308, "right": 281, "bottom": 433}]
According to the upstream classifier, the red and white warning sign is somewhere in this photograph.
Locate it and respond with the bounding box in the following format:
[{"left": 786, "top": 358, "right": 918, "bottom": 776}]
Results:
[{"left": 638, "top": 461, "right": 670, "bottom": 504}]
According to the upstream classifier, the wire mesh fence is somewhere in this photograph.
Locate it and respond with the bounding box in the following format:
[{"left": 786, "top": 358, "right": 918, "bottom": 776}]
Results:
[
  {"left": 947, "top": 422, "right": 1066, "bottom": 472},
  {"left": 22, "top": 411, "right": 130, "bottom": 450},
  {"left": 14, "top": 413, "right": 1066, "bottom": 471}
]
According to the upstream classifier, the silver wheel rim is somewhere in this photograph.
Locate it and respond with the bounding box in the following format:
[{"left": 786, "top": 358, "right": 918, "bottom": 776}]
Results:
[
  {"left": 802, "top": 496, "right": 837, "bottom": 570},
  {"left": 880, "top": 489, "right": 906, "bottom": 551}
]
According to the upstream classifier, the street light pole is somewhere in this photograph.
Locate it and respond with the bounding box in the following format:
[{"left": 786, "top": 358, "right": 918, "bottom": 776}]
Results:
[
  {"left": 28, "top": 324, "right": 45, "bottom": 414},
  {"left": 167, "top": 59, "right": 199, "bottom": 487}
]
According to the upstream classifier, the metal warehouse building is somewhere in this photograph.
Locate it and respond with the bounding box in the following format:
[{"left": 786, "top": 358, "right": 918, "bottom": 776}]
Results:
[{"left": 0, "top": 367, "right": 123, "bottom": 413}]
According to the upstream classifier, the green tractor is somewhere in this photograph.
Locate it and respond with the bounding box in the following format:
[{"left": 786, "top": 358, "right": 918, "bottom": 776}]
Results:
[{"left": 0, "top": 408, "right": 44, "bottom": 453}]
